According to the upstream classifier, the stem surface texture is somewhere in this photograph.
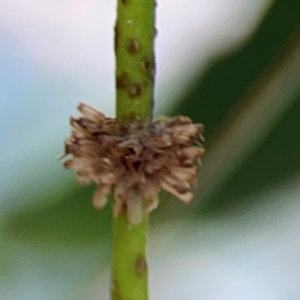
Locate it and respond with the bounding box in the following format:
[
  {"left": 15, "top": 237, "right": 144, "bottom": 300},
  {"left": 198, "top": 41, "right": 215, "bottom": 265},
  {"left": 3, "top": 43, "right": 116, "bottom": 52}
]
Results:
[{"left": 112, "top": 0, "right": 155, "bottom": 299}]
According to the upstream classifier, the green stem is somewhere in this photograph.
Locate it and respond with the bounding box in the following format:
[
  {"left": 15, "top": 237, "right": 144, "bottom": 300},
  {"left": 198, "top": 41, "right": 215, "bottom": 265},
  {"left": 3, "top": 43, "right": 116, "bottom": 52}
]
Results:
[
  {"left": 112, "top": 0, "right": 156, "bottom": 299},
  {"left": 115, "top": 0, "right": 156, "bottom": 121},
  {"left": 112, "top": 216, "right": 148, "bottom": 300}
]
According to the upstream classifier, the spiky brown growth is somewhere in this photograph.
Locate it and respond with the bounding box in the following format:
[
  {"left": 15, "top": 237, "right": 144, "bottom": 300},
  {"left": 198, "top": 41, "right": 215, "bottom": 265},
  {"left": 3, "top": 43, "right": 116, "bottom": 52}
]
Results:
[{"left": 60, "top": 103, "right": 204, "bottom": 224}]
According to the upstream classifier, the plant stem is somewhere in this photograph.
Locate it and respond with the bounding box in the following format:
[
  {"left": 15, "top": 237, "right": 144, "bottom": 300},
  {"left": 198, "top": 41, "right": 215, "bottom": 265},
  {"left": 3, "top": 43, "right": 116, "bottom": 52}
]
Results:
[
  {"left": 112, "top": 0, "right": 156, "bottom": 299},
  {"left": 115, "top": 0, "right": 156, "bottom": 121},
  {"left": 112, "top": 216, "right": 148, "bottom": 300}
]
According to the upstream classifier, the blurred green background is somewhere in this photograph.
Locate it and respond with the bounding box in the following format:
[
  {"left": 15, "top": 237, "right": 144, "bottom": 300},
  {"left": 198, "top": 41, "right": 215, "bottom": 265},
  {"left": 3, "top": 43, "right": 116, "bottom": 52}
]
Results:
[{"left": 1, "top": 0, "right": 300, "bottom": 299}]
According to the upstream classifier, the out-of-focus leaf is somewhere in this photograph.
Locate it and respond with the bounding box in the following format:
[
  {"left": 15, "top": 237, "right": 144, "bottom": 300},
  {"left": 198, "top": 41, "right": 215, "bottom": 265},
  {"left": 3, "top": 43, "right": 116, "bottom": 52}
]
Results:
[
  {"left": 208, "top": 92, "right": 300, "bottom": 214},
  {"left": 5, "top": 186, "right": 111, "bottom": 244},
  {"left": 0, "top": 186, "right": 112, "bottom": 299},
  {"left": 194, "top": 29, "right": 300, "bottom": 211},
  {"left": 173, "top": 0, "right": 300, "bottom": 138},
  {"left": 160, "top": 0, "right": 300, "bottom": 218}
]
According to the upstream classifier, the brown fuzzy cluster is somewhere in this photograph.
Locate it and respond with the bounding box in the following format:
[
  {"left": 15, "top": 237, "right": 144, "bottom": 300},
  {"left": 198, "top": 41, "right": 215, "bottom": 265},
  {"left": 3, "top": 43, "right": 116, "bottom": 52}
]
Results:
[{"left": 60, "top": 103, "right": 204, "bottom": 224}]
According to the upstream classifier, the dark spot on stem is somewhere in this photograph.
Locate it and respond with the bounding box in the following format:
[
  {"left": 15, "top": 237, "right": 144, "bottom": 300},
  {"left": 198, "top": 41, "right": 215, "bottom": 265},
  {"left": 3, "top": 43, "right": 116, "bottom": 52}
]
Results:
[
  {"left": 111, "top": 279, "right": 123, "bottom": 300},
  {"left": 140, "top": 60, "right": 150, "bottom": 70},
  {"left": 135, "top": 254, "right": 147, "bottom": 277},
  {"left": 116, "top": 72, "right": 130, "bottom": 89},
  {"left": 128, "top": 83, "right": 142, "bottom": 97},
  {"left": 140, "top": 58, "right": 155, "bottom": 79},
  {"left": 121, "top": 0, "right": 128, "bottom": 4},
  {"left": 127, "top": 38, "right": 140, "bottom": 54}
]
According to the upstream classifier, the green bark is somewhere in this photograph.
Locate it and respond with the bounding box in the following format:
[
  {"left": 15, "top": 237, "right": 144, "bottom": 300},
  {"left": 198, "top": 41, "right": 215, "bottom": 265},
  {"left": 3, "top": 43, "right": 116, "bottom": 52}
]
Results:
[
  {"left": 115, "top": 0, "right": 156, "bottom": 121},
  {"left": 112, "top": 216, "right": 148, "bottom": 300},
  {"left": 112, "top": 0, "right": 156, "bottom": 299}
]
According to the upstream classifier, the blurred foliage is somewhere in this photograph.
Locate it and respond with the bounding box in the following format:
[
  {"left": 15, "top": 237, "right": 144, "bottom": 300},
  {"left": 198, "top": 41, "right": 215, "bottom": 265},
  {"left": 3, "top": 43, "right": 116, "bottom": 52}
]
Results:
[
  {"left": 212, "top": 94, "right": 300, "bottom": 213},
  {"left": 174, "top": 0, "right": 300, "bottom": 138},
  {"left": 172, "top": 0, "right": 300, "bottom": 215},
  {"left": 1, "top": 0, "right": 300, "bottom": 299}
]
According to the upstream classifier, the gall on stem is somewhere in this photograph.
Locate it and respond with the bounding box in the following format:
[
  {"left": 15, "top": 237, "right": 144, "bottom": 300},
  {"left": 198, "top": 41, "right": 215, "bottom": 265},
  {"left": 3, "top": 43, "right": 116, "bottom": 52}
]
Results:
[{"left": 60, "top": 103, "right": 204, "bottom": 225}]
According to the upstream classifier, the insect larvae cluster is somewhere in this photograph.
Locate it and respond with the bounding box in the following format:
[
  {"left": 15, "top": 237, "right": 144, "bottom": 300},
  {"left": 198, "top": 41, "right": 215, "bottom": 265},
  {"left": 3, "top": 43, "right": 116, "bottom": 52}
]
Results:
[{"left": 60, "top": 103, "right": 204, "bottom": 224}]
